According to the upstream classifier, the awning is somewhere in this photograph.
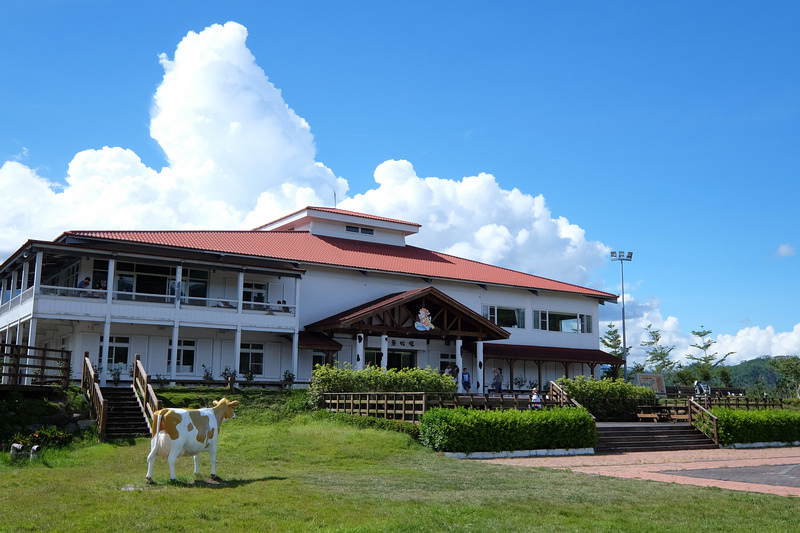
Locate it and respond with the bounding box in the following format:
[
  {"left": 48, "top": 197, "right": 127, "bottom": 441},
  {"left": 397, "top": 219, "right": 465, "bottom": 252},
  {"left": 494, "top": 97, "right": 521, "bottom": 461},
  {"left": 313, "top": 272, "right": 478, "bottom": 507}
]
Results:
[
  {"left": 468, "top": 343, "right": 623, "bottom": 365},
  {"left": 297, "top": 331, "right": 343, "bottom": 352}
]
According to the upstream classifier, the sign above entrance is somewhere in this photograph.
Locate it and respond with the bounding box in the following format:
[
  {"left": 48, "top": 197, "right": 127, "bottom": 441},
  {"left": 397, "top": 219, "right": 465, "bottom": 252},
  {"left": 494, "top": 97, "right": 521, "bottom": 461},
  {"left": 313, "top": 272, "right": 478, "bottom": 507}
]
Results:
[
  {"left": 388, "top": 338, "right": 418, "bottom": 349},
  {"left": 414, "top": 307, "right": 435, "bottom": 331}
]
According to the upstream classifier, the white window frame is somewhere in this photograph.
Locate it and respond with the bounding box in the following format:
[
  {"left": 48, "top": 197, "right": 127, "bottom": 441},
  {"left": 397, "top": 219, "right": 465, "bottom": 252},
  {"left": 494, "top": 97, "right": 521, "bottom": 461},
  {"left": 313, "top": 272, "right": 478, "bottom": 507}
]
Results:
[
  {"left": 482, "top": 305, "right": 525, "bottom": 328},
  {"left": 168, "top": 339, "right": 196, "bottom": 374}
]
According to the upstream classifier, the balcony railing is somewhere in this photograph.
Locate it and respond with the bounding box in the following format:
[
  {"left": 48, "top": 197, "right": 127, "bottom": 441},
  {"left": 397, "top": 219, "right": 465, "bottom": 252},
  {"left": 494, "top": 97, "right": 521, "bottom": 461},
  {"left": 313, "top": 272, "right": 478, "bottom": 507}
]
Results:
[{"left": 32, "top": 284, "right": 295, "bottom": 315}]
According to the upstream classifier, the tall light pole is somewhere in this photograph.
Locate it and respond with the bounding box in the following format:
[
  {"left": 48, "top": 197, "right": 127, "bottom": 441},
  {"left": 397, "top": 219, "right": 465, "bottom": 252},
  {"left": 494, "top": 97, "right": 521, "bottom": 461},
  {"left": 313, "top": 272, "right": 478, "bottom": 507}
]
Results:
[{"left": 611, "top": 251, "right": 633, "bottom": 381}]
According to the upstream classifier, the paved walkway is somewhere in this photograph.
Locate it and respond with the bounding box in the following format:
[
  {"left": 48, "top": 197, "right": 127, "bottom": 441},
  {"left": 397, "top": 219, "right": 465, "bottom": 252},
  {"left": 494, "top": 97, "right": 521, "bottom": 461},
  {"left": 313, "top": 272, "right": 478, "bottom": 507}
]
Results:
[{"left": 486, "top": 447, "right": 800, "bottom": 497}]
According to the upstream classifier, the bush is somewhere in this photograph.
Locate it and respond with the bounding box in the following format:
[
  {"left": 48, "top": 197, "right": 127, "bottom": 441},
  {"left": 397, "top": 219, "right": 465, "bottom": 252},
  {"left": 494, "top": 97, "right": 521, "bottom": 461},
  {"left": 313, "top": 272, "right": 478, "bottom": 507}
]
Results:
[
  {"left": 3, "top": 425, "right": 75, "bottom": 451},
  {"left": 418, "top": 407, "right": 596, "bottom": 454},
  {"left": 557, "top": 376, "right": 656, "bottom": 421},
  {"left": 713, "top": 407, "right": 800, "bottom": 447},
  {"left": 308, "top": 364, "right": 456, "bottom": 407}
]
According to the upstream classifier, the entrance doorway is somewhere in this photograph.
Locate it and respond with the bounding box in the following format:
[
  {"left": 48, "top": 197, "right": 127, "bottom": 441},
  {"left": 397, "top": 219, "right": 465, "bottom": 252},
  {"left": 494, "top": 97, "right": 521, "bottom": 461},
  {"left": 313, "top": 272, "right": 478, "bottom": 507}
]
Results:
[{"left": 365, "top": 349, "right": 416, "bottom": 370}]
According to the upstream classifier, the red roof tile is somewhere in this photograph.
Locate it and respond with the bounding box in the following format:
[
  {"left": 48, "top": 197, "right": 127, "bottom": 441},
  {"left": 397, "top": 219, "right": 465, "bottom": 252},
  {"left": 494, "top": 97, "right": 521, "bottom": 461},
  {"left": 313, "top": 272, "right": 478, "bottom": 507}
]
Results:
[{"left": 62, "top": 229, "right": 616, "bottom": 301}]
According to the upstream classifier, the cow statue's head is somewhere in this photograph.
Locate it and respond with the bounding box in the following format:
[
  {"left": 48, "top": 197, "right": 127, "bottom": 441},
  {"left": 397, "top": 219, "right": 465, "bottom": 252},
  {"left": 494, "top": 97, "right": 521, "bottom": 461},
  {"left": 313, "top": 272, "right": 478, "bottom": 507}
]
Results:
[{"left": 213, "top": 398, "right": 240, "bottom": 422}]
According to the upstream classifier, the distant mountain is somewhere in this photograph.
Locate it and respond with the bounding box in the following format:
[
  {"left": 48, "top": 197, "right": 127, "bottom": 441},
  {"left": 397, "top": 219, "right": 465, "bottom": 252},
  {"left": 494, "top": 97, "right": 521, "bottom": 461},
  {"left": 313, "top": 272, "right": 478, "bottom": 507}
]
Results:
[{"left": 728, "top": 356, "right": 780, "bottom": 389}]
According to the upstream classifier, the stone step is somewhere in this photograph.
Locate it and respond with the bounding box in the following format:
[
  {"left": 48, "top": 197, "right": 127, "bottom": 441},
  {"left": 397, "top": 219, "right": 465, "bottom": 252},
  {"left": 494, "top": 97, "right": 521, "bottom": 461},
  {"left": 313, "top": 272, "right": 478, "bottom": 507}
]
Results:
[{"left": 595, "top": 423, "right": 717, "bottom": 454}]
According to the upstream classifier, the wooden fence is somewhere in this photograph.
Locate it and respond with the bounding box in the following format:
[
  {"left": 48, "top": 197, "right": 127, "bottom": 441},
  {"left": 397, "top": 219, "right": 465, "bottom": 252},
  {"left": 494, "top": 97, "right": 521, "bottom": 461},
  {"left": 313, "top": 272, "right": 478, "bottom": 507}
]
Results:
[
  {"left": 0, "top": 343, "right": 71, "bottom": 388},
  {"left": 322, "top": 388, "right": 574, "bottom": 423}
]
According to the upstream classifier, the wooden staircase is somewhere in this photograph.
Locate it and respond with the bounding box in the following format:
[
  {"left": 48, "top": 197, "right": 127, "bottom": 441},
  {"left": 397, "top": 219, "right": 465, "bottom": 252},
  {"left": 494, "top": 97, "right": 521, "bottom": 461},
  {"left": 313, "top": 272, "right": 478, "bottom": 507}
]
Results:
[
  {"left": 100, "top": 386, "right": 151, "bottom": 439},
  {"left": 595, "top": 423, "right": 718, "bottom": 454}
]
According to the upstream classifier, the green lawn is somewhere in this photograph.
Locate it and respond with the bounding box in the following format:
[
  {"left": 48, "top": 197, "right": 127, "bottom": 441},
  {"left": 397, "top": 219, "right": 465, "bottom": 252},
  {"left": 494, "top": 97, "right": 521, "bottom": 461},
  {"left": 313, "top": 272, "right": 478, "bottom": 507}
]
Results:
[{"left": 1, "top": 399, "right": 799, "bottom": 532}]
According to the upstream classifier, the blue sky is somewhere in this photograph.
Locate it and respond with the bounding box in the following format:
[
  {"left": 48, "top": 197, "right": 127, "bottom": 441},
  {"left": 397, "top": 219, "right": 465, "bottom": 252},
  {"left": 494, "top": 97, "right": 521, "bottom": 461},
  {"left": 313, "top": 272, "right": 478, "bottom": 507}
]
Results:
[{"left": 2, "top": 1, "right": 799, "bottom": 364}]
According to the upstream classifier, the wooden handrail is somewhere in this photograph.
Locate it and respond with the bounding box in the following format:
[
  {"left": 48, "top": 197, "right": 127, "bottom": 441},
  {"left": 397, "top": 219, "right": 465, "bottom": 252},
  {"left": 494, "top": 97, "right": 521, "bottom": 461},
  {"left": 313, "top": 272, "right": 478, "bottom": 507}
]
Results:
[
  {"left": 689, "top": 399, "right": 718, "bottom": 445},
  {"left": 82, "top": 353, "right": 107, "bottom": 442},
  {"left": 132, "top": 354, "right": 162, "bottom": 433}
]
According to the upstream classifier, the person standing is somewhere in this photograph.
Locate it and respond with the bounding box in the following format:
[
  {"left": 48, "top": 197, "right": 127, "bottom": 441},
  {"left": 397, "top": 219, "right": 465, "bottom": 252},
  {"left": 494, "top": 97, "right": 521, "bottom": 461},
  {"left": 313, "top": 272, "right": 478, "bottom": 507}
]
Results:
[{"left": 461, "top": 368, "right": 471, "bottom": 393}]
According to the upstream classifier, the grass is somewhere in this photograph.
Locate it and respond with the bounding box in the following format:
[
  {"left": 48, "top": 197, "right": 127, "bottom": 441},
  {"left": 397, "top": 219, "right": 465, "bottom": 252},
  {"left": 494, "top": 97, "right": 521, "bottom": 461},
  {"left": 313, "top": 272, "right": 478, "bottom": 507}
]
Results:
[{"left": 1, "top": 391, "right": 799, "bottom": 532}]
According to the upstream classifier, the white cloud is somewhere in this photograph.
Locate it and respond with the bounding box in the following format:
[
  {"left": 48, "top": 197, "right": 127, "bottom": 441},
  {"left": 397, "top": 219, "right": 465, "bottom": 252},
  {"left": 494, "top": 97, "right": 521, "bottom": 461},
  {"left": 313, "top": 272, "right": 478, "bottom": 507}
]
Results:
[
  {"left": 340, "top": 160, "right": 608, "bottom": 286},
  {"left": 777, "top": 243, "right": 795, "bottom": 258},
  {"left": 0, "top": 21, "right": 346, "bottom": 253}
]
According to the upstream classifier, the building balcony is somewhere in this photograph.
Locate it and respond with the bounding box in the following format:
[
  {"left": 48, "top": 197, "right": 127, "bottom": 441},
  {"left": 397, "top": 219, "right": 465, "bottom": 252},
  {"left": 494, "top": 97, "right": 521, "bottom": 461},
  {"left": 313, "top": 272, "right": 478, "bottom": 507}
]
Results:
[{"left": 2, "top": 285, "right": 297, "bottom": 331}]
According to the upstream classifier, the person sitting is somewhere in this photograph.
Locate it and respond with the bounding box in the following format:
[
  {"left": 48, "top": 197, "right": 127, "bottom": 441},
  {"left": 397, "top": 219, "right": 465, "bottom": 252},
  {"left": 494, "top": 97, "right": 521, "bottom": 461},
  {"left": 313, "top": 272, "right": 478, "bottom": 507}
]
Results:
[
  {"left": 77, "top": 277, "right": 91, "bottom": 297},
  {"left": 531, "top": 387, "right": 542, "bottom": 408}
]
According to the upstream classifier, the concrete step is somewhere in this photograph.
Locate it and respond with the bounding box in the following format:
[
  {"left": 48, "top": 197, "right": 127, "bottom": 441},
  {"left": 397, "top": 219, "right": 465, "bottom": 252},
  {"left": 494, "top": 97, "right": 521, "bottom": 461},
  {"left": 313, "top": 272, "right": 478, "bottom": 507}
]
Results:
[{"left": 595, "top": 423, "right": 717, "bottom": 454}]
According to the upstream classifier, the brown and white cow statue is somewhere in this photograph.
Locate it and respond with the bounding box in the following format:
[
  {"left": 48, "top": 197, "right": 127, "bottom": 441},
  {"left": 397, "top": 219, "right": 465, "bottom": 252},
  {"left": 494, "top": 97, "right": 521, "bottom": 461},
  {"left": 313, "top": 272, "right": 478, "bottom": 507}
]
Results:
[{"left": 146, "top": 398, "right": 239, "bottom": 483}]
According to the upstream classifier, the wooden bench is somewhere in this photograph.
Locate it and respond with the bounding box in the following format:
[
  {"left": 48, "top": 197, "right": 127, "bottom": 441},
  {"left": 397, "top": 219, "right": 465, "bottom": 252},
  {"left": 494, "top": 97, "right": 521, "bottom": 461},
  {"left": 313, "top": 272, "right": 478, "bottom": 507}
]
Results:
[
  {"left": 668, "top": 411, "right": 690, "bottom": 423},
  {"left": 636, "top": 411, "right": 660, "bottom": 422}
]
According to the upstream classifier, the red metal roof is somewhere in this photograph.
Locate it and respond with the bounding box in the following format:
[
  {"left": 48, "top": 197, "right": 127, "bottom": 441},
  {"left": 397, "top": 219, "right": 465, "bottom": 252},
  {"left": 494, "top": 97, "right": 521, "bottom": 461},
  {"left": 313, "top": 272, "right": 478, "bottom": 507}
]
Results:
[
  {"left": 471, "top": 343, "right": 624, "bottom": 365},
  {"left": 62, "top": 229, "right": 615, "bottom": 301}
]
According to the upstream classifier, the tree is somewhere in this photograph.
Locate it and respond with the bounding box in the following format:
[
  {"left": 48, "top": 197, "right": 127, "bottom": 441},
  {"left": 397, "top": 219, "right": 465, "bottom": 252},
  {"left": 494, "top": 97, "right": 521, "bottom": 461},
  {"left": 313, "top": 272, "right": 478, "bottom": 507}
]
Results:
[
  {"left": 769, "top": 356, "right": 800, "bottom": 399},
  {"left": 600, "top": 323, "right": 626, "bottom": 379},
  {"left": 640, "top": 324, "right": 676, "bottom": 375},
  {"left": 685, "top": 327, "right": 734, "bottom": 383}
]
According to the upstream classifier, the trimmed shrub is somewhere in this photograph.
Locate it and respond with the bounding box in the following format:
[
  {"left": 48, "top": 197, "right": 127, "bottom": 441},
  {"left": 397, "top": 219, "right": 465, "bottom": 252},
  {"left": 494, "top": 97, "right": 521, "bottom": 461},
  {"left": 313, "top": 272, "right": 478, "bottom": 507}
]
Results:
[
  {"left": 308, "top": 364, "right": 456, "bottom": 407},
  {"left": 712, "top": 407, "right": 800, "bottom": 447},
  {"left": 557, "top": 376, "right": 656, "bottom": 421},
  {"left": 418, "top": 406, "right": 596, "bottom": 454}
]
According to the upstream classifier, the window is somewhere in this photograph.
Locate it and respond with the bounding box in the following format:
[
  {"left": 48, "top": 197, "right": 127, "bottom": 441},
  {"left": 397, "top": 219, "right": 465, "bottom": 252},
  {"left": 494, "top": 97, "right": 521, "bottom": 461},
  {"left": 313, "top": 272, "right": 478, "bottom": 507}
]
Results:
[
  {"left": 533, "top": 310, "right": 593, "bottom": 334},
  {"left": 101, "top": 336, "right": 130, "bottom": 371},
  {"left": 482, "top": 305, "right": 525, "bottom": 328},
  {"left": 167, "top": 339, "right": 196, "bottom": 373},
  {"left": 114, "top": 262, "right": 208, "bottom": 303},
  {"left": 345, "top": 225, "right": 374, "bottom": 236},
  {"left": 365, "top": 349, "right": 416, "bottom": 370},
  {"left": 439, "top": 353, "right": 456, "bottom": 373},
  {"left": 240, "top": 343, "right": 264, "bottom": 376},
  {"left": 313, "top": 352, "right": 336, "bottom": 368},
  {"left": 243, "top": 282, "right": 267, "bottom": 309}
]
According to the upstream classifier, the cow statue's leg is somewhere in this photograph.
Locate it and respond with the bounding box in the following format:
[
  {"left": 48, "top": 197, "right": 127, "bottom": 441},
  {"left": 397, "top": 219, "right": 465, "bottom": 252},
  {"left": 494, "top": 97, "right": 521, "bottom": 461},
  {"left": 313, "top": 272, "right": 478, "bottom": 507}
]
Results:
[
  {"left": 145, "top": 414, "right": 162, "bottom": 484},
  {"left": 193, "top": 454, "right": 201, "bottom": 475},
  {"left": 167, "top": 443, "right": 183, "bottom": 481},
  {"left": 208, "top": 441, "right": 218, "bottom": 480},
  {"left": 145, "top": 436, "right": 158, "bottom": 484}
]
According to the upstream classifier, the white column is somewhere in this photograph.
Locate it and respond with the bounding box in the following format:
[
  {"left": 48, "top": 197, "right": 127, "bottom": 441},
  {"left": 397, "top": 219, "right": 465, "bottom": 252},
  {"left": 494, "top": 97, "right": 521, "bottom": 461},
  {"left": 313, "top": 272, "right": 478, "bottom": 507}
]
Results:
[
  {"left": 25, "top": 318, "right": 37, "bottom": 386},
  {"left": 21, "top": 261, "right": 30, "bottom": 291},
  {"left": 106, "top": 259, "right": 115, "bottom": 305},
  {"left": 170, "top": 323, "right": 179, "bottom": 383},
  {"left": 174, "top": 264, "right": 182, "bottom": 309},
  {"left": 32, "top": 252, "right": 43, "bottom": 294},
  {"left": 455, "top": 339, "right": 463, "bottom": 393},
  {"left": 291, "top": 331, "right": 299, "bottom": 386},
  {"left": 355, "top": 334, "right": 365, "bottom": 370},
  {"left": 234, "top": 326, "right": 242, "bottom": 377},
  {"left": 477, "top": 341, "right": 485, "bottom": 393},
  {"left": 380, "top": 335, "right": 389, "bottom": 369},
  {"left": 10, "top": 271, "right": 18, "bottom": 299},
  {"left": 100, "top": 320, "right": 111, "bottom": 387}
]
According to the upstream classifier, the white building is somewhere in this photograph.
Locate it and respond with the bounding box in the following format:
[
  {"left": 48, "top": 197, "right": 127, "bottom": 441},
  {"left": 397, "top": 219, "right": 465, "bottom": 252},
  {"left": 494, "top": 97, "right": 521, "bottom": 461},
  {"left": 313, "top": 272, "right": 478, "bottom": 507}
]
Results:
[{"left": 0, "top": 207, "right": 621, "bottom": 391}]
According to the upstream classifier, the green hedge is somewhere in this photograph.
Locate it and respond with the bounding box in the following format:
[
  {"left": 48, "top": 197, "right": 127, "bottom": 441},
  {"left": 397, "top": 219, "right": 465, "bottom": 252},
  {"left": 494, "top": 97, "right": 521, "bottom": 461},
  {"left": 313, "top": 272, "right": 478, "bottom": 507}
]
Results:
[
  {"left": 713, "top": 407, "right": 800, "bottom": 447},
  {"left": 308, "top": 364, "right": 456, "bottom": 406},
  {"left": 418, "top": 407, "right": 596, "bottom": 454},
  {"left": 557, "top": 376, "right": 657, "bottom": 421}
]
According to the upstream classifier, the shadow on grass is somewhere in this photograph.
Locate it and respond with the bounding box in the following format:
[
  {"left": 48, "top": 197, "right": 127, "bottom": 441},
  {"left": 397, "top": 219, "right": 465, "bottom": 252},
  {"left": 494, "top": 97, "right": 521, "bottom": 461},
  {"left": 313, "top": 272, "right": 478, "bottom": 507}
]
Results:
[{"left": 144, "top": 475, "right": 288, "bottom": 489}]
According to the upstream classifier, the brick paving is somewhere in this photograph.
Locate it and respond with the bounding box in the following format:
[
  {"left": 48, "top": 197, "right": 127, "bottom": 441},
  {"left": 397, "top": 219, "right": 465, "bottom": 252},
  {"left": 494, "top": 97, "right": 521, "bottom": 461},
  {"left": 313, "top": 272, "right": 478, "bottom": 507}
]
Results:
[{"left": 485, "top": 447, "right": 800, "bottom": 497}]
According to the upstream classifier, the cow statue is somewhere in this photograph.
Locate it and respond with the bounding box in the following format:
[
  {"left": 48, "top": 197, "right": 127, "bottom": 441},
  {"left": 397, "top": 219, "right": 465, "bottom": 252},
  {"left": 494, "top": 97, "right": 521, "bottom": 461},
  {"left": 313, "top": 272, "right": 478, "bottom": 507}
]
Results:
[{"left": 146, "top": 397, "right": 239, "bottom": 483}]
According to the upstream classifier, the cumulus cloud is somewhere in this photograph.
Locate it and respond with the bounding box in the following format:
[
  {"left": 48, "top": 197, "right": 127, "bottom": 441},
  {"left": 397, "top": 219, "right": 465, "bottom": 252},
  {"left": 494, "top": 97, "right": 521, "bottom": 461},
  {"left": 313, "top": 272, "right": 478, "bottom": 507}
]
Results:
[
  {"left": 777, "top": 243, "right": 795, "bottom": 258},
  {"left": 0, "top": 21, "right": 346, "bottom": 253},
  {"left": 340, "top": 160, "right": 608, "bottom": 286}
]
